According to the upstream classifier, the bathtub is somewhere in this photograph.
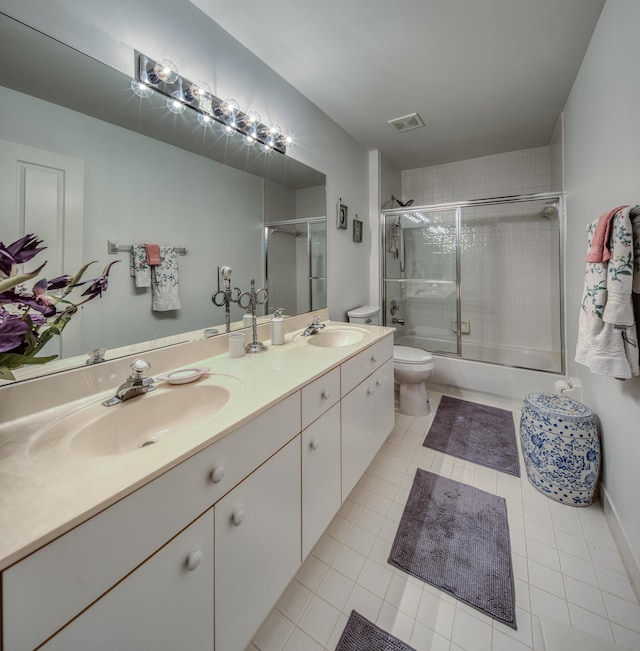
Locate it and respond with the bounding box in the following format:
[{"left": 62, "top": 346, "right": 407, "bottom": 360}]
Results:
[{"left": 394, "top": 332, "right": 564, "bottom": 404}]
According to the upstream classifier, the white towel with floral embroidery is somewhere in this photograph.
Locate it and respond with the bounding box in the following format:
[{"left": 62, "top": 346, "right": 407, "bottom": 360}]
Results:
[
  {"left": 576, "top": 206, "right": 639, "bottom": 378},
  {"left": 131, "top": 244, "right": 151, "bottom": 288},
  {"left": 151, "top": 246, "right": 181, "bottom": 311}
]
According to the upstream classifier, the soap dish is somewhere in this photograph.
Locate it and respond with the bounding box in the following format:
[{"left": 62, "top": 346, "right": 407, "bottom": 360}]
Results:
[{"left": 157, "top": 367, "right": 210, "bottom": 384}]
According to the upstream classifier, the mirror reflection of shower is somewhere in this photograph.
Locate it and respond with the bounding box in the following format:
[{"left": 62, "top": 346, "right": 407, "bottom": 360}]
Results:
[{"left": 265, "top": 218, "right": 327, "bottom": 315}]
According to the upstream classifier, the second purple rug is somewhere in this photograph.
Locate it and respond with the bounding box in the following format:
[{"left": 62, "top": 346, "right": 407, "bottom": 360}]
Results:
[{"left": 424, "top": 395, "right": 520, "bottom": 476}]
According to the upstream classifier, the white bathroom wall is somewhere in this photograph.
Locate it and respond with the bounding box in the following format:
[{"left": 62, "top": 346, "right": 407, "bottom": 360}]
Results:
[
  {"left": 563, "top": 0, "right": 640, "bottom": 582},
  {"left": 0, "top": 0, "right": 370, "bottom": 321}
]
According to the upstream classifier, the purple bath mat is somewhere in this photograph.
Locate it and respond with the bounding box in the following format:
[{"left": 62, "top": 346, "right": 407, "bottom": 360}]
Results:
[
  {"left": 388, "top": 469, "right": 516, "bottom": 629},
  {"left": 335, "top": 610, "right": 416, "bottom": 651},
  {"left": 424, "top": 395, "right": 520, "bottom": 476}
]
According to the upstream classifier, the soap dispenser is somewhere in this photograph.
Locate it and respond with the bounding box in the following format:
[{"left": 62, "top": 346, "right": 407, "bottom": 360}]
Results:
[{"left": 271, "top": 308, "right": 285, "bottom": 345}]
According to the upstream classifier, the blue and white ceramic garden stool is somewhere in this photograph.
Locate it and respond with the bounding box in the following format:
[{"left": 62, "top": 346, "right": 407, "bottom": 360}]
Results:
[{"left": 519, "top": 393, "right": 600, "bottom": 506}]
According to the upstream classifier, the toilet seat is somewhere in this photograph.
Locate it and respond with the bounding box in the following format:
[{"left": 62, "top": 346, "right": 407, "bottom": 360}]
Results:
[{"left": 394, "top": 345, "right": 433, "bottom": 365}]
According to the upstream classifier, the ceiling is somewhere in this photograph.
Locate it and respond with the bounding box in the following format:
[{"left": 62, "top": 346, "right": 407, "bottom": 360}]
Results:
[{"left": 190, "top": 0, "right": 605, "bottom": 170}]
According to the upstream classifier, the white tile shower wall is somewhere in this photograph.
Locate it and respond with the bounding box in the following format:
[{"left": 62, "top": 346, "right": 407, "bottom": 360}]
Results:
[
  {"left": 401, "top": 146, "right": 550, "bottom": 206},
  {"left": 460, "top": 203, "right": 559, "bottom": 352}
]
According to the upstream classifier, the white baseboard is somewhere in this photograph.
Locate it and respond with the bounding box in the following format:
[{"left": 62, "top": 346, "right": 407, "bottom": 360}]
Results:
[{"left": 601, "top": 484, "right": 640, "bottom": 603}]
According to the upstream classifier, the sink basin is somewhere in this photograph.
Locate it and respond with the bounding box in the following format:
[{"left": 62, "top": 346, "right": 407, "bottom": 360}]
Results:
[
  {"left": 29, "top": 382, "right": 230, "bottom": 458},
  {"left": 294, "top": 326, "right": 369, "bottom": 348}
]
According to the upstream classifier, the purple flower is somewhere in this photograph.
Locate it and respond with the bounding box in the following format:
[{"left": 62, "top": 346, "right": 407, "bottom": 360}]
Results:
[
  {"left": 0, "top": 234, "right": 46, "bottom": 277},
  {"left": 0, "top": 288, "right": 57, "bottom": 318},
  {"left": 77, "top": 261, "right": 119, "bottom": 301},
  {"left": 0, "top": 310, "right": 29, "bottom": 352}
]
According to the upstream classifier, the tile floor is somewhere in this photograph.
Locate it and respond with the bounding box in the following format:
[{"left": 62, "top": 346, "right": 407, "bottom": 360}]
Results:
[{"left": 249, "top": 391, "right": 640, "bottom": 651}]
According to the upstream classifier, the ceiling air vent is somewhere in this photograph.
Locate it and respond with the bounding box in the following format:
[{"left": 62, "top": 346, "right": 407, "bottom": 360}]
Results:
[{"left": 388, "top": 112, "right": 425, "bottom": 133}]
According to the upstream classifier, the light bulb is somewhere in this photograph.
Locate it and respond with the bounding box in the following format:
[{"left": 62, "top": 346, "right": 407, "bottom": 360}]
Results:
[
  {"left": 243, "top": 133, "right": 257, "bottom": 146},
  {"left": 197, "top": 113, "right": 215, "bottom": 128},
  {"left": 130, "top": 78, "right": 154, "bottom": 98},
  {"left": 166, "top": 91, "right": 186, "bottom": 114},
  {"left": 264, "top": 124, "right": 280, "bottom": 148},
  {"left": 221, "top": 98, "right": 239, "bottom": 117},
  {"left": 186, "top": 80, "right": 211, "bottom": 105},
  {"left": 244, "top": 110, "right": 261, "bottom": 127},
  {"left": 153, "top": 59, "right": 179, "bottom": 84}
]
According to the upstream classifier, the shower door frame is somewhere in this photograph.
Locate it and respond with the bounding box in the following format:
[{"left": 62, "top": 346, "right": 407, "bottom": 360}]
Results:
[{"left": 380, "top": 191, "right": 565, "bottom": 373}]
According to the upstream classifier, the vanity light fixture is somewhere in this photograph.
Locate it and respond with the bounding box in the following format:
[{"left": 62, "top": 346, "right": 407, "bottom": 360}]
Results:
[{"left": 133, "top": 52, "right": 291, "bottom": 154}]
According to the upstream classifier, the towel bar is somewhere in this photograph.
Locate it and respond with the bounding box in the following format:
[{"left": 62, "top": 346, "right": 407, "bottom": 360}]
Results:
[{"left": 107, "top": 239, "right": 188, "bottom": 255}]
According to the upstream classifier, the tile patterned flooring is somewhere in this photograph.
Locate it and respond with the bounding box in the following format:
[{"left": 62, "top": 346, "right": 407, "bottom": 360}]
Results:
[{"left": 249, "top": 391, "right": 640, "bottom": 651}]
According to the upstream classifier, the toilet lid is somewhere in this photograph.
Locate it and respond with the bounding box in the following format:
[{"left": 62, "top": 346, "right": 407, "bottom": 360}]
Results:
[{"left": 394, "top": 345, "right": 433, "bottom": 364}]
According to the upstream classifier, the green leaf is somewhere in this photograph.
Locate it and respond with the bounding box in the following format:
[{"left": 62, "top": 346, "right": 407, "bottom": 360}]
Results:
[{"left": 0, "top": 261, "right": 47, "bottom": 294}]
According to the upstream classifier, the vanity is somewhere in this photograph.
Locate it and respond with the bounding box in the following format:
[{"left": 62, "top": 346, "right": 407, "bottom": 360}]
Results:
[{"left": 0, "top": 315, "right": 395, "bottom": 651}]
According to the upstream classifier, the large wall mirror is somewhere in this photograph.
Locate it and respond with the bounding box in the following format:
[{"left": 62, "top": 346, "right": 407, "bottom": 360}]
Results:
[{"left": 0, "top": 13, "right": 327, "bottom": 382}]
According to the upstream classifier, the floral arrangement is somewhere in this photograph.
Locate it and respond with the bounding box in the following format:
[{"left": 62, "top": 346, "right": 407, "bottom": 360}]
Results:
[{"left": 0, "top": 234, "right": 118, "bottom": 380}]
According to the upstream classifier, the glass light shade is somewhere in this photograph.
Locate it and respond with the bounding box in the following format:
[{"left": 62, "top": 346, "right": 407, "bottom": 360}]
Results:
[
  {"left": 221, "top": 98, "right": 239, "bottom": 117},
  {"left": 244, "top": 110, "right": 261, "bottom": 127},
  {"left": 166, "top": 91, "right": 186, "bottom": 114},
  {"left": 154, "top": 59, "right": 179, "bottom": 84},
  {"left": 243, "top": 133, "right": 257, "bottom": 146},
  {"left": 130, "top": 79, "right": 154, "bottom": 98},
  {"left": 197, "top": 113, "right": 216, "bottom": 128}
]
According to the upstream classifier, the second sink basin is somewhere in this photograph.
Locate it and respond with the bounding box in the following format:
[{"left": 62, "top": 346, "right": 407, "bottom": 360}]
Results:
[
  {"left": 293, "top": 326, "right": 369, "bottom": 348},
  {"left": 29, "top": 381, "right": 231, "bottom": 458}
]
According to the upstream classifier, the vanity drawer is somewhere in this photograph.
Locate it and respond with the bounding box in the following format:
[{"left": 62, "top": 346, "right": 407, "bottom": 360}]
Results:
[
  {"left": 2, "top": 392, "right": 301, "bottom": 651},
  {"left": 341, "top": 335, "right": 393, "bottom": 396},
  {"left": 301, "top": 367, "right": 340, "bottom": 429}
]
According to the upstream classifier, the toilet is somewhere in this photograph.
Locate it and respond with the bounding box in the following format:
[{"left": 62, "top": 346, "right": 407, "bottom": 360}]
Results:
[{"left": 346, "top": 306, "right": 435, "bottom": 417}]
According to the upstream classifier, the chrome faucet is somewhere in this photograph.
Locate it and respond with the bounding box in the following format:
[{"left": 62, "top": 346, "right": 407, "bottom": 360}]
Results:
[
  {"left": 302, "top": 316, "right": 326, "bottom": 337},
  {"left": 102, "top": 359, "right": 156, "bottom": 407}
]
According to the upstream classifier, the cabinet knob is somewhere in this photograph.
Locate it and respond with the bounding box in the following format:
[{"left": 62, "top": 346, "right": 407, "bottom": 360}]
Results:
[
  {"left": 186, "top": 550, "right": 202, "bottom": 571},
  {"left": 370, "top": 355, "right": 377, "bottom": 364},
  {"left": 210, "top": 466, "right": 225, "bottom": 484},
  {"left": 310, "top": 438, "right": 320, "bottom": 450},
  {"left": 376, "top": 378, "right": 382, "bottom": 386},
  {"left": 367, "top": 387, "right": 374, "bottom": 396},
  {"left": 321, "top": 389, "right": 330, "bottom": 401},
  {"left": 232, "top": 509, "right": 245, "bottom": 526}
]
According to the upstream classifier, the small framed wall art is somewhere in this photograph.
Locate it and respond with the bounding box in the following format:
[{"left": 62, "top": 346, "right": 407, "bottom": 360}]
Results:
[
  {"left": 353, "top": 217, "right": 363, "bottom": 243},
  {"left": 337, "top": 199, "right": 348, "bottom": 230}
]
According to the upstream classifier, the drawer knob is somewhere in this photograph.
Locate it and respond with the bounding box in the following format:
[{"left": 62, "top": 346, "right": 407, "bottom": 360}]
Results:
[
  {"left": 310, "top": 438, "right": 320, "bottom": 450},
  {"left": 321, "top": 389, "right": 330, "bottom": 400},
  {"left": 367, "top": 387, "right": 374, "bottom": 396},
  {"left": 370, "top": 355, "right": 377, "bottom": 364},
  {"left": 232, "top": 509, "right": 245, "bottom": 526},
  {"left": 376, "top": 378, "right": 382, "bottom": 386},
  {"left": 210, "top": 466, "right": 225, "bottom": 484},
  {"left": 186, "top": 550, "right": 202, "bottom": 571}
]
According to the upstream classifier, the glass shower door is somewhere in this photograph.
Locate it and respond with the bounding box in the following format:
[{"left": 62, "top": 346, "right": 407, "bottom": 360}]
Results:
[{"left": 383, "top": 208, "right": 459, "bottom": 354}]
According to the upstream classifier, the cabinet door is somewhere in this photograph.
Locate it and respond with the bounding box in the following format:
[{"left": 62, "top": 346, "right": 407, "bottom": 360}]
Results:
[
  {"left": 39, "top": 509, "right": 214, "bottom": 651},
  {"left": 215, "top": 437, "right": 301, "bottom": 651},
  {"left": 341, "top": 358, "right": 394, "bottom": 500},
  {"left": 302, "top": 403, "right": 341, "bottom": 559}
]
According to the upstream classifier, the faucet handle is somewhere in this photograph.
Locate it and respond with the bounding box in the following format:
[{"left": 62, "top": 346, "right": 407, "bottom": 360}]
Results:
[
  {"left": 312, "top": 315, "right": 323, "bottom": 325},
  {"left": 130, "top": 359, "right": 151, "bottom": 379}
]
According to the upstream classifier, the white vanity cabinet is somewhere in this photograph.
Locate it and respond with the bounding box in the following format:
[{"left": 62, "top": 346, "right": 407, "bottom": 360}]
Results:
[
  {"left": 214, "top": 436, "right": 301, "bottom": 651},
  {"left": 1, "top": 330, "right": 396, "bottom": 651},
  {"left": 38, "top": 509, "right": 214, "bottom": 651},
  {"left": 341, "top": 343, "right": 394, "bottom": 500},
  {"left": 301, "top": 367, "right": 342, "bottom": 559}
]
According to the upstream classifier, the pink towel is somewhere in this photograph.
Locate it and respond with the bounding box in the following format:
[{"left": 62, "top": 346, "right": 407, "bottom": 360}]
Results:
[
  {"left": 586, "top": 205, "right": 628, "bottom": 263},
  {"left": 144, "top": 243, "right": 161, "bottom": 266}
]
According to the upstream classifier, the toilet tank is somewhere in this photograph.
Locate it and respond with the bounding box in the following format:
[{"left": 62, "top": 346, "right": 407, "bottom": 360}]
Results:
[{"left": 347, "top": 305, "right": 380, "bottom": 325}]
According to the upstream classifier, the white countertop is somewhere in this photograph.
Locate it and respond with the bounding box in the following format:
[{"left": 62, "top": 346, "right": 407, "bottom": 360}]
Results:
[{"left": 0, "top": 319, "right": 394, "bottom": 571}]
